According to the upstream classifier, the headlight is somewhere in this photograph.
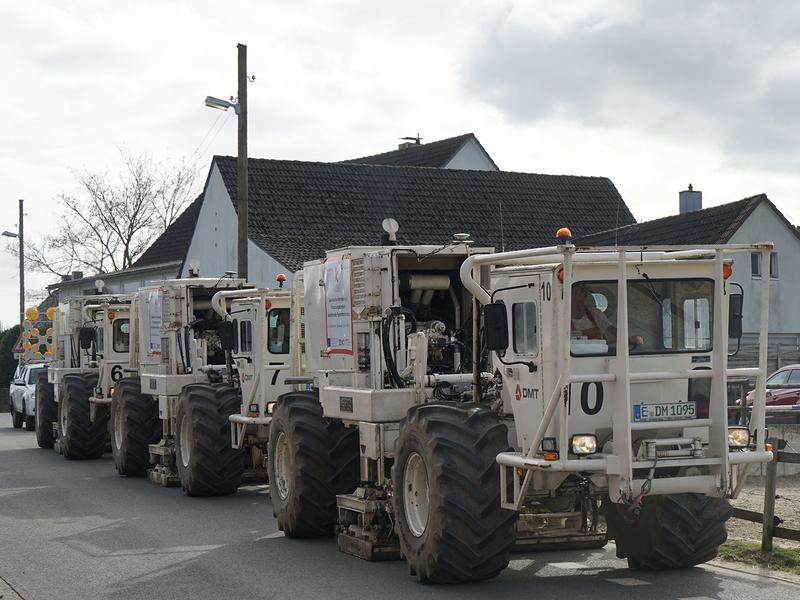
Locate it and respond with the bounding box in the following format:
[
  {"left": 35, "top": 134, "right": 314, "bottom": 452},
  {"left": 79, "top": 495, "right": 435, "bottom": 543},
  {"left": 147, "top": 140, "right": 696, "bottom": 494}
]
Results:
[
  {"left": 571, "top": 434, "right": 598, "bottom": 455},
  {"left": 727, "top": 427, "right": 750, "bottom": 448},
  {"left": 266, "top": 401, "right": 277, "bottom": 415}
]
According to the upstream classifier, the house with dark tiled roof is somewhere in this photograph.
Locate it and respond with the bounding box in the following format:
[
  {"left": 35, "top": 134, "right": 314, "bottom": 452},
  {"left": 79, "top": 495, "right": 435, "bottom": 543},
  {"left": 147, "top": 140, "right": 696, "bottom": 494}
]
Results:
[
  {"left": 46, "top": 196, "right": 203, "bottom": 298},
  {"left": 343, "top": 133, "right": 498, "bottom": 170},
  {"left": 577, "top": 188, "right": 800, "bottom": 369},
  {"left": 177, "top": 155, "right": 633, "bottom": 286}
]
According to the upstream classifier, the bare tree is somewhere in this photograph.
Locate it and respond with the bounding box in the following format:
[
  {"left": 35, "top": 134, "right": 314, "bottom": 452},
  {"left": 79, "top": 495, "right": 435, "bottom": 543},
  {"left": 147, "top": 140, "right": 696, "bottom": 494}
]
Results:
[{"left": 13, "top": 151, "right": 199, "bottom": 278}]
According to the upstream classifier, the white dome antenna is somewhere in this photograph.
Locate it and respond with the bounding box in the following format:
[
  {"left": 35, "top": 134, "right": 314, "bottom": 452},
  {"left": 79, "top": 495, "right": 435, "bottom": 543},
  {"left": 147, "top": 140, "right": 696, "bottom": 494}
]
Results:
[{"left": 382, "top": 218, "right": 400, "bottom": 243}]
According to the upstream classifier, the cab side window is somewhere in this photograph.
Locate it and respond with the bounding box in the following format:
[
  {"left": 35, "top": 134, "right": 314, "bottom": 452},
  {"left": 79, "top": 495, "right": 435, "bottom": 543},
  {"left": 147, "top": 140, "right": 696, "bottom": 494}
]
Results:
[
  {"left": 113, "top": 319, "right": 130, "bottom": 353},
  {"left": 268, "top": 309, "right": 290, "bottom": 354},
  {"left": 239, "top": 320, "right": 253, "bottom": 353},
  {"left": 512, "top": 302, "right": 538, "bottom": 356}
]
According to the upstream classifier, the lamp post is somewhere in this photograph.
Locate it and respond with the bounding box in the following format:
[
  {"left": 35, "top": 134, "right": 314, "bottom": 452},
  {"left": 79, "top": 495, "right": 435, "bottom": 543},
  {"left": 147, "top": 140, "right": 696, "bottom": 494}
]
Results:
[
  {"left": 204, "top": 43, "right": 250, "bottom": 280},
  {"left": 2, "top": 199, "right": 24, "bottom": 324}
]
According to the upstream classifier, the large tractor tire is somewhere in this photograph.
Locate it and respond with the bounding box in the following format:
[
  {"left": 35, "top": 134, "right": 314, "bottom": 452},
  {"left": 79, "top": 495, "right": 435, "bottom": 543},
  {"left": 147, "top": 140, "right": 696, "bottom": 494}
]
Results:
[
  {"left": 35, "top": 374, "right": 56, "bottom": 448},
  {"left": 111, "top": 378, "right": 160, "bottom": 477},
  {"left": 59, "top": 373, "right": 107, "bottom": 459},
  {"left": 603, "top": 493, "right": 733, "bottom": 569},
  {"left": 267, "top": 391, "right": 359, "bottom": 538},
  {"left": 174, "top": 383, "right": 244, "bottom": 496},
  {"left": 393, "top": 403, "right": 517, "bottom": 584}
]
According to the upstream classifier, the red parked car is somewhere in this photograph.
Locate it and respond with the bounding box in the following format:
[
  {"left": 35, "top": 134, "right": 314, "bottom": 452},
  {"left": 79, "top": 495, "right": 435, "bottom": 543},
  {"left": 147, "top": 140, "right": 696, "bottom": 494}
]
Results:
[{"left": 740, "top": 364, "right": 800, "bottom": 423}]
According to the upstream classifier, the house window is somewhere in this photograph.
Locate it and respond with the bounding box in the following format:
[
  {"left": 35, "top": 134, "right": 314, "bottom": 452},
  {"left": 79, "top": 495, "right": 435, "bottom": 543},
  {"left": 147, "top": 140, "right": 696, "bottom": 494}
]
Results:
[{"left": 751, "top": 252, "right": 779, "bottom": 278}]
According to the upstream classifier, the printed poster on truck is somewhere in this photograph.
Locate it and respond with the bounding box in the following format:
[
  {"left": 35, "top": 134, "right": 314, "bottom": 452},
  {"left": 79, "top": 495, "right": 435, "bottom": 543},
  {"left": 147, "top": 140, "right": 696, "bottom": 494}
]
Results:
[
  {"left": 147, "top": 289, "right": 163, "bottom": 356},
  {"left": 323, "top": 253, "right": 353, "bottom": 355}
]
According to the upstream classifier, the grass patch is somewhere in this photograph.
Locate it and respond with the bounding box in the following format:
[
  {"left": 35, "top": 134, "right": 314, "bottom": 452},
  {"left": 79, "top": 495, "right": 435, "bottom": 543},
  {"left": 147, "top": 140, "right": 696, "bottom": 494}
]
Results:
[{"left": 718, "top": 539, "right": 800, "bottom": 575}]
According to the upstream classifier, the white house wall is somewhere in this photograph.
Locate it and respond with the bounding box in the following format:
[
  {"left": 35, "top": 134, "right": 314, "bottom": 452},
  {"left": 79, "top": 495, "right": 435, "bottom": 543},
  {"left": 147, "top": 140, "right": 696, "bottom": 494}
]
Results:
[
  {"left": 182, "top": 164, "right": 238, "bottom": 279},
  {"left": 727, "top": 201, "right": 800, "bottom": 335},
  {"left": 444, "top": 138, "right": 497, "bottom": 171},
  {"left": 181, "top": 163, "right": 293, "bottom": 287}
]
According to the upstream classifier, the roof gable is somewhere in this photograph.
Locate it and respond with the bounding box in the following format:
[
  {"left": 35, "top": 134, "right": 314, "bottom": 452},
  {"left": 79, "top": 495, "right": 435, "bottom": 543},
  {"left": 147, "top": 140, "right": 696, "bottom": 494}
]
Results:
[
  {"left": 575, "top": 195, "right": 771, "bottom": 246},
  {"left": 213, "top": 156, "right": 633, "bottom": 271},
  {"left": 132, "top": 195, "right": 204, "bottom": 268},
  {"left": 343, "top": 133, "right": 498, "bottom": 170}
]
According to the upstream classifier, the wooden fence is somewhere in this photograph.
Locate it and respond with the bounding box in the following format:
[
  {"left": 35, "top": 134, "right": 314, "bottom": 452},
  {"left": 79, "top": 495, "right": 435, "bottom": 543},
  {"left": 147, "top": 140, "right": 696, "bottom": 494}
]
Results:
[{"left": 731, "top": 437, "right": 800, "bottom": 551}]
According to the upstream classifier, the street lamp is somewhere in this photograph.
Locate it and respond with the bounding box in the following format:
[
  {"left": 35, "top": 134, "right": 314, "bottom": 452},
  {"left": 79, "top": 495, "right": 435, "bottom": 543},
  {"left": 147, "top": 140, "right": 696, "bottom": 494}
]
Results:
[
  {"left": 204, "top": 43, "right": 250, "bottom": 280},
  {"left": 3, "top": 200, "right": 24, "bottom": 324}
]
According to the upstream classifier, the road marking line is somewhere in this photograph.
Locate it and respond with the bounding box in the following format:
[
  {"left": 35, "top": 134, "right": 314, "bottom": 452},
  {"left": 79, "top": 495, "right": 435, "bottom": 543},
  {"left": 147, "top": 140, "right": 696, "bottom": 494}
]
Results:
[
  {"left": 607, "top": 577, "right": 650, "bottom": 586},
  {"left": 507, "top": 559, "right": 535, "bottom": 571},
  {"left": 254, "top": 531, "right": 284, "bottom": 541},
  {"left": 550, "top": 562, "right": 587, "bottom": 570}
]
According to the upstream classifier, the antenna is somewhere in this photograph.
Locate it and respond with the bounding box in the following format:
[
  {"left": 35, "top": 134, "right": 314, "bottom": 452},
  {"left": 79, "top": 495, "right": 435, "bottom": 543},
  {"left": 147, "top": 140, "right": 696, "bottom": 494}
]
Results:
[
  {"left": 399, "top": 133, "right": 422, "bottom": 145},
  {"left": 382, "top": 218, "right": 400, "bottom": 242}
]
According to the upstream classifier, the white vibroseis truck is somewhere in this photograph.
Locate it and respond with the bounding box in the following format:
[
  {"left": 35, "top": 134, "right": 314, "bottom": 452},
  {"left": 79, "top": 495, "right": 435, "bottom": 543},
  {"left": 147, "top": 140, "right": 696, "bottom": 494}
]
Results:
[
  {"left": 111, "top": 275, "right": 293, "bottom": 496},
  {"left": 38, "top": 294, "right": 132, "bottom": 459},
  {"left": 268, "top": 235, "right": 773, "bottom": 583}
]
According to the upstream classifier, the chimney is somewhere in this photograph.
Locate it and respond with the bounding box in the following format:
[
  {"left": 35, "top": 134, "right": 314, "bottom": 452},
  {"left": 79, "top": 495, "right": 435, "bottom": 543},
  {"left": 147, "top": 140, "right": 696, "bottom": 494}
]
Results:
[
  {"left": 72, "top": 270, "right": 84, "bottom": 280},
  {"left": 679, "top": 184, "right": 702, "bottom": 214},
  {"left": 61, "top": 274, "right": 72, "bottom": 282}
]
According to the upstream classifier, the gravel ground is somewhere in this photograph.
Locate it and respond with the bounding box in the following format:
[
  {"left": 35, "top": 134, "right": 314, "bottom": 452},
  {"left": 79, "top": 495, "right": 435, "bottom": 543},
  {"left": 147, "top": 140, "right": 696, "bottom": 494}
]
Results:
[{"left": 729, "top": 470, "right": 800, "bottom": 549}]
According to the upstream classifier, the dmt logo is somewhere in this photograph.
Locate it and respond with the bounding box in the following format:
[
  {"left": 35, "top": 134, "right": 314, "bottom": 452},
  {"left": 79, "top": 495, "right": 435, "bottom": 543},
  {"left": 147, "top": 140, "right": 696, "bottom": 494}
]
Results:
[{"left": 514, "top": 384, "right": 538, "bottom": 401}]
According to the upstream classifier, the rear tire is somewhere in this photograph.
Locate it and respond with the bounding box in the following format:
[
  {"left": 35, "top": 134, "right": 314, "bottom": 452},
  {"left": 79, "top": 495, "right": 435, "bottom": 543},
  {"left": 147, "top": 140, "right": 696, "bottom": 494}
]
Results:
[
  {"left": 35, "top": 374, "right": 56, "bottom": 448},
  {"left": 11, "top": 403, "right": 23, "bottom": 429},
  {"left": 111, "top": 378, "right": 160, "bottom": 477},
  {"left": 267, "top": 391, "right": 359, "bottom": 537},
  {"left": 603, "top": 493, "right": 732, "bottom": 569},
  {"left": 393, "top": 403, "right": 517, "bottom": 583},
  {"left": 175, "top": 383, "right": 244, "bottom": 496},
  {"left": 59, "top": 373, "right": 106, "bottom": 459}
]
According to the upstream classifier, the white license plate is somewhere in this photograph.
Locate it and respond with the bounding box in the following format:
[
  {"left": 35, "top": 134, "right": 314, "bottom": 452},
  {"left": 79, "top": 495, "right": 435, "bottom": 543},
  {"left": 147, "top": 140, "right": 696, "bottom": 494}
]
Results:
[{"left": 633, "top": 401, "right": 696, "bottom": 422}]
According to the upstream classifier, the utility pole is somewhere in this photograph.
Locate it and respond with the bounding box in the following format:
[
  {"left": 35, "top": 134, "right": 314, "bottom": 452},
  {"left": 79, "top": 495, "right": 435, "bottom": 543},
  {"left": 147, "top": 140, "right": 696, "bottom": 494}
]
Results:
[
  {"left": 237, "top": 43, "right": 249, "bottom": 280},
  {"left": 18, "top": 199, "right": 24, "bottom": 324}
]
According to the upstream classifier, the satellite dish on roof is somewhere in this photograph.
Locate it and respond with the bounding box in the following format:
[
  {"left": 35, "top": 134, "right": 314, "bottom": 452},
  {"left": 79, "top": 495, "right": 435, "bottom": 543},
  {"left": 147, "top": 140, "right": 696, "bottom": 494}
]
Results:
[{"left": 382, "top": 218, "right": 399, "bottom": 243}]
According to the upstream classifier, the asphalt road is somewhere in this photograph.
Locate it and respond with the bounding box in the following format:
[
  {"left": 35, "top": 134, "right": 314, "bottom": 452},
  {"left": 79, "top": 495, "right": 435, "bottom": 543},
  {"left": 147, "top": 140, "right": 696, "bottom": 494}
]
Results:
[{"left": 1, "top": 412, "right": 798, "bottom": 600}]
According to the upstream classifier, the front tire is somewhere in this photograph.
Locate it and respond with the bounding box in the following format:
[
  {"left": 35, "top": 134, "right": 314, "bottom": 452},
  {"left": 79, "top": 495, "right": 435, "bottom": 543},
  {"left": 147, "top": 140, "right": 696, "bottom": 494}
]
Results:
[
  {"left": 59, "top": 373, "right": 106, "bottom": 459},
  {"left": 393, "top": 403, "right": 517, "bottom": 584},
  {"left": 267, "top": 391, "right": 359, "bottom": 537},
  {"left": 25, "top": 414, "right": 35, "bottom": 431},
  {"left": 174, "top": 383, "right": 244, "bottom": 496},
  {"left": 35, "top": 374, "right": 56, "bottom": 448},
  {"left": 11, "top": 402, "right": 23, "bottom": 429},
  {"left": 111, "top": 378, "right": 160, "bottom": 477},
  {"left": 603, "top": 493, "right": 733, "bottom": 569}
]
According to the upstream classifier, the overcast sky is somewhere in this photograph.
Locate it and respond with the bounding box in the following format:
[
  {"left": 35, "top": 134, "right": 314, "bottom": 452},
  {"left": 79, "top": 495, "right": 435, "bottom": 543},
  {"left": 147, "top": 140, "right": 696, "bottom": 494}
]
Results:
[{"left": 1, "top": 0, "right": 799, "bottom": 327}]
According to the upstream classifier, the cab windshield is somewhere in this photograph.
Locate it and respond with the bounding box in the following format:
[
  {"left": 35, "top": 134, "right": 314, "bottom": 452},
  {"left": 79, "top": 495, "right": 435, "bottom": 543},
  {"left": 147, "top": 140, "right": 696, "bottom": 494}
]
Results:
[{"left": 570, "top": 279, "right": 714, "bottom": 356}]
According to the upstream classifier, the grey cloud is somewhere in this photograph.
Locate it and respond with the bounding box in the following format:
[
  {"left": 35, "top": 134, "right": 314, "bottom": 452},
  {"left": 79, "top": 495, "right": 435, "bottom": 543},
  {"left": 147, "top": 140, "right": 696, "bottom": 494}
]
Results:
[{"left": 463, "top": 1, "right": 800, "bottom": 168}]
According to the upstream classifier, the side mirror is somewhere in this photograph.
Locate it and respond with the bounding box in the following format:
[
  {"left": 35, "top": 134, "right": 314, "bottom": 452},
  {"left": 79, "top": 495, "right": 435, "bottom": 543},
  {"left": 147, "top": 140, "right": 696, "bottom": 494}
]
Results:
[
  {"left": 78, "top": 327, "right": 95, "bottom": 350},
  {"left": 483, "top": 303, "right": 509, "bottom": 352},
  {"left": 728, "top": 292, "right": 743, "bottom": 340},
  {"left": 218, "top": 321, "right": 237, "bottom": 352}
]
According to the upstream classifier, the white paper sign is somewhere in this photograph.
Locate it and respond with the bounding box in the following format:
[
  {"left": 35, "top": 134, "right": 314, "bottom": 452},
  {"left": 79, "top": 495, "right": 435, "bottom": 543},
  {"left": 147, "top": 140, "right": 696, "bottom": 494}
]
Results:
[
  {"left": 324, "top": 254, "right": 353, "bottom": 355},
  {"left": 148, "top": 289, "right": 163, "bottom": 356}
]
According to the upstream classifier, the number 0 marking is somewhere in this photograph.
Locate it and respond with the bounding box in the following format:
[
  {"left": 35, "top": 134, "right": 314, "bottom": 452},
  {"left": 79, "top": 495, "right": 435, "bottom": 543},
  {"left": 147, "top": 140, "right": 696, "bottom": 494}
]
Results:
[
  {"left": 580, "top": 382, "right": 603, "bottom": 415},
  {"left": 544, "top": 282, "right": 552, "bottom": 301}
]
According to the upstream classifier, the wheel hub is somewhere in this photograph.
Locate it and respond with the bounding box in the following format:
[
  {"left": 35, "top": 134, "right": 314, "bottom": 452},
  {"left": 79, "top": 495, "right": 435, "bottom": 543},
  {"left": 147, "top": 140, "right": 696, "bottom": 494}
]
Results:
[
  {"left": 274, "top": 431, "right": 291, "bottom": 500},
  {"left": 403, "top": 452, "right": 430, "bottom": 538},
  {"left": 179, "top": 414, "right": 192, "bottom": 468},
  {"left": 114, "top": 402, "right": 125, "bottom": 450}
]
